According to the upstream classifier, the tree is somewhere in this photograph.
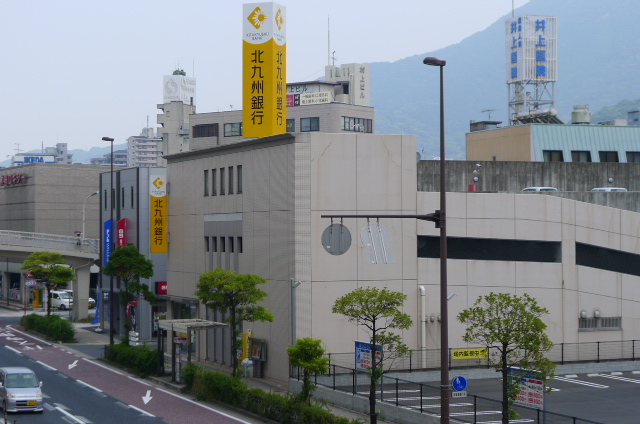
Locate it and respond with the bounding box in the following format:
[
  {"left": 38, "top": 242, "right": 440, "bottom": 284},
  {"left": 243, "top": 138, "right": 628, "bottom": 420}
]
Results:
[
  {"left": 22, "top": 251, "right": 75, "bottom": 316},
  {"left": 457, "top": 292, "right": 556, "bottom": 424},
  {"left": 332, "top": 287, "right": 413, "bottom": 424},
  {"left": 103, "top": 245, "right": 155, "bottom": 334},
  {"left": 287, "top": 337, "right": 330, "bottom": 405},
  {"left": 195, "top": 267, "right": 274, "bottom": 376}
]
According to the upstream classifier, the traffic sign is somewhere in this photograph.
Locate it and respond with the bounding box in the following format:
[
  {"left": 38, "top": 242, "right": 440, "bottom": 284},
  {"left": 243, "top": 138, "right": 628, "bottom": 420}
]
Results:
[
  {"left": 452, "top": 376, "right": 468, "bottom": 391},
  {"left": 451, "top": 391, "right": 467, "bottom": 398}
]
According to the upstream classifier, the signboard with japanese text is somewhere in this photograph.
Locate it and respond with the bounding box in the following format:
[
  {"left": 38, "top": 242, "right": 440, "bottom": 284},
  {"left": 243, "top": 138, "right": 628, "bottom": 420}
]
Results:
[
  {"left": 452, "top": 347, "right": 488, "bottom": 360},
  {"left": 286, "top": 91, "right": 332, "bottom": 107},
  {"left": 509, "top": 367, "right": 545, "bottom": 410},
  {"left": 355, "top": 340, "right": 383, "bottom": 370},
  {"left": 103, "top": 219, "right": 112, "bottom": 266},
  {"left": 242, "top": 2, "right": 286, "bottom": 138},
  {"left": 149, "top": 169, "right": 167, "bottom": 253},
  {"left": 117, "top": 218, "right": 127, "bottom": 246},
  {"left": 505, "top": 15, "right": 557, "bottom": 83}
]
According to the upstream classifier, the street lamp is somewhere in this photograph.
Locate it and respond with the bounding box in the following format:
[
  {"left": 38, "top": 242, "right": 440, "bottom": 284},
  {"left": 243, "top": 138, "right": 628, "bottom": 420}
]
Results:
[
  {"left": 102, "top": 136, "right": 115, "bottom": 346},
  {"left": 82, "top": 191, "right": 99, "bottom": 242},
  {"left": 423, "top": 56, "right": 449, "bottom": 424}
]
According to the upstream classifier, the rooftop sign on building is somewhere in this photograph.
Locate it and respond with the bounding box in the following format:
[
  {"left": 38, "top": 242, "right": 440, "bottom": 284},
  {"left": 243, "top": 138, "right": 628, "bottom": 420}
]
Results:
[
  {"left": 242, "top": 2, "right": 287, "bottom": 138},
  {"left": 163, "top": 75, "right": 196, "bottom": 104},
  {"left": 505, "top": 15, "right": 557, "bottom": 83}
]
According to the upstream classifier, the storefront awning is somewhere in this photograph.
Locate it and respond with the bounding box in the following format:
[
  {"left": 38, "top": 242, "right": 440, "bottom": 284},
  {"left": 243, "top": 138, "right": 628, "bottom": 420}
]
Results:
[{"left": 158, "top": 318, "right": 227, "bottom": 333}]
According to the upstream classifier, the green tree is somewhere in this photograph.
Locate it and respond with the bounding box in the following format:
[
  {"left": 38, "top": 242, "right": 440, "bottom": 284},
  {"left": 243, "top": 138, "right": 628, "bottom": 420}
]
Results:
[
  {"left": 332, "top": 287, "right": 412, "bottom": 424},
  {"left": 457, "top": 292, "right": 556, "bottom": 424},
  {"left": 103, "top": 245, "right": 155, "bottom": 334},
  {"left": 22, "top": 251, "right": 75, "bottom": 316},
  {"left": 287, "top": 337, "right": 330, "bottom": 405},
  {"left": 195, "top": 267, "right": 274, "bottom": 376}
]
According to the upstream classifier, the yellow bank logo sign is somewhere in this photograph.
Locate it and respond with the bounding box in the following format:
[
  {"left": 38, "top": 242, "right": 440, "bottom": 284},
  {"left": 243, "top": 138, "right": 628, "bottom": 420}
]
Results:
[
  {"left": 247, "top": 7, "right": 267, "bottom": 29},
  {"left": 275, "top": 9, "right": 284, "bottom": 30},
  {"left": 153, "top": 177, "right": 164, "bottom": 190}
]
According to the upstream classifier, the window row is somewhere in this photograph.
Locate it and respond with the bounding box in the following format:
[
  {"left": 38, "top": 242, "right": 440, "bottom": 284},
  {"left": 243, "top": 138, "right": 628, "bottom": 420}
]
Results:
[
  {"left": 543, "top": 150, "right": 640, "bottom": 163},
  {"left": 193, "top": 123, "right": 219, "bottom": 138},
  {"left": 205, "top": 236, "right": 243, "bottom": 254},
  {"left": 103, "top": 186, "right": 136, "bottom": 210},
  {"left": 204, "top": 165, "right": 243, "bottom": 196},
  {"left": 285, "top": 117, "right": 321, "bottom": 132},
  {"left": 342, "top": 116, "right": 373, "bottom": 133}
]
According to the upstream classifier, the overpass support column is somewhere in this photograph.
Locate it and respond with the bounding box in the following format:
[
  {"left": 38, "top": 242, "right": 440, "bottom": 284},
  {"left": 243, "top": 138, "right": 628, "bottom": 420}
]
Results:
[{"left": 73, "top": 265, "right": 91, "bottom": 321}]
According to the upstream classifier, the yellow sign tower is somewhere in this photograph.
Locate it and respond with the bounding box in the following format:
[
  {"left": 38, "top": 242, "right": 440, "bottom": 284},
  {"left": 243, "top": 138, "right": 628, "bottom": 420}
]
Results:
[{"left": 243, "top": 2, "right": 287, "bottom": 138}]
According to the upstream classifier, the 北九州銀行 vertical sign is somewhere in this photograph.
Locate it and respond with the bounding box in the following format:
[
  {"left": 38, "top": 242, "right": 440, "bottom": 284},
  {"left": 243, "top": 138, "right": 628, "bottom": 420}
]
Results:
[{"left": 243, "top": 2, "right": 286, "bottom": 138}]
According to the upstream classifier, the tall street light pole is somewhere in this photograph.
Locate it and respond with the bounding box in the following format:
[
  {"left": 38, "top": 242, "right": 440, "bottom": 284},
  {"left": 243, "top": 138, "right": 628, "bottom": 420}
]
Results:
[
  {"left": 102, "top": 136, "right": 115, "bottom": 346},
  {"left": 423, "top": 56, "right": 449, "bottom": 424},
  {"left": 82, "top": 191, "right": 99, "bottom": 242}
]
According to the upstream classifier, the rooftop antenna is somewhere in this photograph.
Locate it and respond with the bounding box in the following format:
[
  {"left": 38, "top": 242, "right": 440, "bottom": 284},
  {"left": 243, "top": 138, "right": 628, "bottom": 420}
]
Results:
[
  {"left": 481, "top": 109, "right": 496, "bottom": 120},
  {"left": 331, "top": 51, "right": 337, "bottom": 66}
]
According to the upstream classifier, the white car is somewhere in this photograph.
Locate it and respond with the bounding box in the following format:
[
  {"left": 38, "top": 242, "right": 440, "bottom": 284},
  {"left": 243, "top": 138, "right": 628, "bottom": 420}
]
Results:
[
  {"left": 50, "top": 290, "right": 73, "bottom": 310},
  {"left": 63, "top": 290, "right": 96, "bottom": 308},
  {"left": 0, "top": 367, "right": 43, "bottom": 413}
]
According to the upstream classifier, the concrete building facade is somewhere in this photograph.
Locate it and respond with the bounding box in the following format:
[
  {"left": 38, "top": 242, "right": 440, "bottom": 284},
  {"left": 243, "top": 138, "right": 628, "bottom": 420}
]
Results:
[
  {"left": 127, "top": 128, "right": 163, "bottom": 167},
  {"left": 165, "top": 131, "right": 640, "bottom": 383}
]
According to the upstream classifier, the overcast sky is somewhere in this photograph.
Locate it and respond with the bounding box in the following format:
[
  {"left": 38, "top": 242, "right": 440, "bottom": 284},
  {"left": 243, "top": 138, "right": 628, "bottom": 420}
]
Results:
[{"left": 1, "top": 0, "right": 528, "bottom": 160}]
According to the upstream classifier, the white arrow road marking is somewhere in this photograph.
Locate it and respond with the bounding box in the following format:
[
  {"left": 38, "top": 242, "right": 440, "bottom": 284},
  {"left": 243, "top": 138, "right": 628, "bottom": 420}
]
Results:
[
  {"left": 69, "top": 360, "right": 78, "bottom": 369},
  {"left": 142, "top": 390, "right": 153, "bottom": 404}
]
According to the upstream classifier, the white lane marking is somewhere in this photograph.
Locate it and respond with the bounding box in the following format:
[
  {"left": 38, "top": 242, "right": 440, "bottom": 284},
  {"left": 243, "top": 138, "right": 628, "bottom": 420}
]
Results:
[
  {"left": 128, "top": 375, "right": 151, "bottom": 386},
  {"left": 563, "top": 374, "right": 578, "bottom": 378},
  {"left": 129, "top": 404, "right": 155, "bottom": 417},
  {"left": 55, "top": 406, "right": 85, "bottom": 423},
  {"left": 611, "top": 372, "right": 623, "bottom": 375},
  {"left": 153, "top": 386, "right": 254, "bottom": 423},
  {"left": 4, "top": 345, "right": 22, "bottom": 355},
  {"left": 554, "top": 376, "right": 608, "bottom": 388},
  {"left": 82, "top": 358, "right": 124, "bottom": 375},
  {"left": 76, "top": 379, "right": 103, "bottom": 392},
  {"left": 36, "top": 360, "right": 57, "bottom": 371},
  {"left": 595, "top": 373, "right": 640, "bottom": 384},
  {"left": 6, "top": 325, "right": 51, "bottom": 345}
]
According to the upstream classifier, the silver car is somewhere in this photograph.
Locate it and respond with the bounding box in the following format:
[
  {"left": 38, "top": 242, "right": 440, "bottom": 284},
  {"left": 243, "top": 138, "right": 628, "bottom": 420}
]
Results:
[{"left": 0, "top": 367, "right": 44, "bottom": 413}]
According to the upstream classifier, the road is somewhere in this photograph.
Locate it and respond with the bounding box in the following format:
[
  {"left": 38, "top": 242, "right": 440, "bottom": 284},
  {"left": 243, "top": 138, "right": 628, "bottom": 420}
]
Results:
[{"left": 0, "top": 314, "right": 262, "bottom": 424}]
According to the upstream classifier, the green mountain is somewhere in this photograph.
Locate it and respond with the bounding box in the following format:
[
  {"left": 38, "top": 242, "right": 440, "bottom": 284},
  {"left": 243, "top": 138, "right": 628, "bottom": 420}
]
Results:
[{"left": 370, "top": 0, "right": 640, "bottom": 159}]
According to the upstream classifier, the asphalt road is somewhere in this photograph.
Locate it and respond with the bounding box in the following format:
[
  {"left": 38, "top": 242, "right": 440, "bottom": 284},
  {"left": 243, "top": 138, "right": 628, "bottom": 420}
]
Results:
[{"left": 0, "top": 314, "right": 266, "bottom": 424}]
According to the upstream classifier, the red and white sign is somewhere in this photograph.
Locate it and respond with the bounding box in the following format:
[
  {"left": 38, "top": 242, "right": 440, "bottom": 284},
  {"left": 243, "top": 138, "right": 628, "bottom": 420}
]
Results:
[
  {"left": 117, "top": 218, "right": 127, "bottom": 246},
  {"left": 156, "top": 281, "right": 168, "bottom": 294}
]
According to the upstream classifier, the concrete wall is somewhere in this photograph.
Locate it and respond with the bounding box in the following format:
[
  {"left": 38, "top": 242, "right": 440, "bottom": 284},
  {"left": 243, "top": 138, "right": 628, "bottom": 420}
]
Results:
[{"left": 466, "top": 125, "right": 533, "bottom": 161}]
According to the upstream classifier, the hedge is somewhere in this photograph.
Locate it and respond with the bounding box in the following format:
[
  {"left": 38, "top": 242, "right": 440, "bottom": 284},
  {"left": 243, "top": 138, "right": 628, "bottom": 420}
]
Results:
[
  {"left": 182, "top": 363, "right": 363, "bottom": 424},
  {"left": 104, "top": 342, "right": 159, "bottom": 377},
  {"left": 20, "top": 313, "right": 75, "bottom": 343}
]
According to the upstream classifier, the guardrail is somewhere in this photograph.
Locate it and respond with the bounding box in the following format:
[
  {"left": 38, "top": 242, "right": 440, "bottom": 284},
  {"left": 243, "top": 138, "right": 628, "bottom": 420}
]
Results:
[{"left": 0, "top": 230, "right": 99, "bottom": 255}]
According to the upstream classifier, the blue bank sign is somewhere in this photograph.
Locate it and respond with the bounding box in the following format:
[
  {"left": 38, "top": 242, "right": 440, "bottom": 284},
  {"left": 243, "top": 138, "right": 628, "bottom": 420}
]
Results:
[{"left": 103, "top": 219, "right": 112, "bottom": 266}]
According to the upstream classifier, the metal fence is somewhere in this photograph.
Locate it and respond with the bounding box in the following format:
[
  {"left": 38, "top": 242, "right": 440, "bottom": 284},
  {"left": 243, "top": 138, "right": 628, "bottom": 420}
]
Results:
[
  {"left": 325, "top": 339, "right": 640, "bottom": 372},
  {"left": 294, "top": 364, "right": 603, "bottom": 424},
  {"left": 0, "top": 230, "right": 99, "bottom": 255}
]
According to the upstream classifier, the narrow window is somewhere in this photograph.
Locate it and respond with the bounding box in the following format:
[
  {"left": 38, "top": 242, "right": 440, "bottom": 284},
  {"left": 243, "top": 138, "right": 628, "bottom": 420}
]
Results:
[
  {"left": 229, "top": 237, "right": 234, "bottom": 253},
  {"left": 212, "top": 169, "right": 217, "bottom": 196},
  {"left": 220, "top": 168, "right": 226, "bottom": 195},
  {"left": 228, "top": 166, "right": 234, "bottom": 194},
  {"left": 204, "top": 169, "right": 209, "bottom": 196},
  {"left": 221, "top": 237, "right": 226, "bottom": 252},
  {"left": 121, "top": 188, "right": 125, "bottom": 207},
  {"left": 237, "top": 165, "right": 243, "bottom": 194},
  {"left": 204, "top": 236, "right": 210, "bottom": 252},
  {"left": 104, "top": 190, "right": 107, "bottom": 210},
  {"left": 212, "top": 237, "right": 218, "bottom": 252},
  {"left": 130, "top": 187, "right": 134, "bottom": 208},
  {"left": 238, "top": 237, "right": 243, "bottom": 253}
]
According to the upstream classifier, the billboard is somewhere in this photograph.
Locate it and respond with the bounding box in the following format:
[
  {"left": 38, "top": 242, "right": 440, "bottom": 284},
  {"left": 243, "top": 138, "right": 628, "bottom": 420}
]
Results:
[
  {"left": 103, "top": 219, "right": 112, "bottom": 266},
  {"left": 506, "top": 15, "right": 557, "bottom": 83},
  {"left": 149, "top": 169, "right": 167, "bottom": 253},
  {"left": 242, "top": 2, "right": 287, "bottom": 138},
  {"left": 163, "top": 75, "right": 196, "bottom": 104}
]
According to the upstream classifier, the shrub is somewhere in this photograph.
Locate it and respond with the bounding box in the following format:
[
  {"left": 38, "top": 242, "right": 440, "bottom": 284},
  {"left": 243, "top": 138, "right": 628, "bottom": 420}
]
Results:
[
  {"left": 105, "top": 342, "right": 159, "bottom": 377},
  {"left": 186, "top": 365, "right": 361, "bottom": 424},
  {"left": 20, "top": 313, "right": 75, "bottom": 343}
]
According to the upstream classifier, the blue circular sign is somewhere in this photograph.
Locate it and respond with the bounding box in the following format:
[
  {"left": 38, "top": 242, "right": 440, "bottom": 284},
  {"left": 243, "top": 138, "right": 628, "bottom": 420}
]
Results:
[{"left": 452, "top": 376, "right": 468, "bottom": 391}]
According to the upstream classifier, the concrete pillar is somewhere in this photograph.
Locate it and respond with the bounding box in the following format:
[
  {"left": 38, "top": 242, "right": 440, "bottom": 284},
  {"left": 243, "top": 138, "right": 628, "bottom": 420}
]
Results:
[{"left": 73, "top": 266, "right": 91, "bottom": 321}]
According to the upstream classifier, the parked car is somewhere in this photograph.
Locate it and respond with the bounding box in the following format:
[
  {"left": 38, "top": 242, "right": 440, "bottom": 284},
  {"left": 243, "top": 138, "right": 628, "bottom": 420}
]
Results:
[
  {"left": 63, "top": 289, "right": 96, "bottom": 309},
  {"left": 50, "top": 290, "right": 73, "bottom": 310},
  {"left": 0, "top": 367, "right": 43, "bottom": 413},
  {"left": 591, "top": 187, "right": 627, "bottom": 192},
  {"left": 521, "top": 187, "right": 558, "bottom": 192}
]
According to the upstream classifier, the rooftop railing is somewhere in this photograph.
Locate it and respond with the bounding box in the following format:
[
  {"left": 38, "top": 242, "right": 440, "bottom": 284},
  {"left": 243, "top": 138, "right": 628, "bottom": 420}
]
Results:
[{"left": 0, "top": 230, "right": 99, "bottom": 255}]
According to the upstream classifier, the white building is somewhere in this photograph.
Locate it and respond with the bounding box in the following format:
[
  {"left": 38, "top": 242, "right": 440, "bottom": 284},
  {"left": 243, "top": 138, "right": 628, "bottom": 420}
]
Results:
[{"left": 127, "top": 128, "right": 163, "bottom": 167}]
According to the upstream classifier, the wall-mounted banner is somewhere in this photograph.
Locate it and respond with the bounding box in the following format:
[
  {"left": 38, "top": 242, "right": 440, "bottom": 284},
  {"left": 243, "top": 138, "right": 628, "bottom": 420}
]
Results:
[
  {"left": 117, "top": 218, "right": 127, "bottom": 246},
  {"left": 103, "top": 219, "right": 112, "bottom": 266},
  {"left": 149, "top": 169, "right": 167, "bottom": 253},
  {"left": 243, "top": 2, "right": 287, "bottom": 138}
]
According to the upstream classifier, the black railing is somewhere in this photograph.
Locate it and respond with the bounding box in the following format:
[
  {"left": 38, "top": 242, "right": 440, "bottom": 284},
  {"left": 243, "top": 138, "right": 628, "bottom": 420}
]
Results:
[
  {"left": 325, "top": 339, "right": 640, "bottom": 371},
  {"left": 295, "top": 363, "right": 603, "bottom": 424}
]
